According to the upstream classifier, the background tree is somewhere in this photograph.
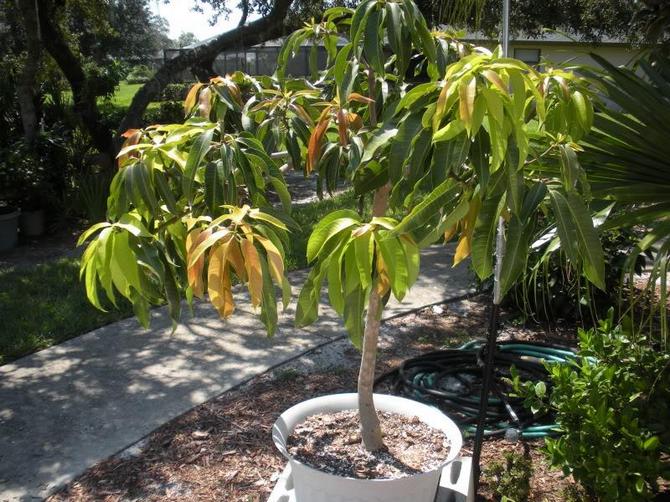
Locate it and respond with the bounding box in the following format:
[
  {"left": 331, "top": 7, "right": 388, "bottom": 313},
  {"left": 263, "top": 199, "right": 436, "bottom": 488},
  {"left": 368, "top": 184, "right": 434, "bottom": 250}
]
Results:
[{"left": 176, "top": 32, "right": 200, "bottom": 48}]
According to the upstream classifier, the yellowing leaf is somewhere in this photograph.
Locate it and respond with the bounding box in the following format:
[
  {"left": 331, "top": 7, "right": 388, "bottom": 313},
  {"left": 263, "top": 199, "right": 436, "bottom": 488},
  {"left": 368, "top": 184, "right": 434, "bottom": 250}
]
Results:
[
  {"left": 453, "top": 193, "right": 481, "bottom": 266},
  {"left": 348, "top": 92, "right": 375, "bottom": 104},
  {"left": 186, "top": 228, "right": 211, "bottom": 298},
  {"left": 198, "top": 87, "right": 212, "bottom": 118},
  {"left": 459, "top": 77, "right": 476, "bottom": 133},
  {"left": 226, "top": 239, "right": 248, "bottom": 282},
  {"left": 482, "top": 70, "right": 507, "bottom": 94},
  {"left": 432, "top": 82, "right": 450, "bottom": 131},
  {"left": 208, "top": 241, "right": 235, "bottom": 318},
  {"left": 444, "top": 223, "right": 459, "bottom": 242},
  {"left": 337, "top": 108, "right": 348, "bottom": 146},
  {"left": 454, "top": 233, "right": 471, "bottom": 266},
  {"left": 241, "top": 238, "right": 263, "bottom": 307},
  {"left": 347, "top": 112, "right": 363, "bottom": 131},
  {"left": 256, "top": 235, "right": 285, "bottom": 285},
  {"left": 184, "top": 83, "right": 205, "bottom": 115},
  {"left": 307, "top": 117, "right": 330, "bottom": 174}
]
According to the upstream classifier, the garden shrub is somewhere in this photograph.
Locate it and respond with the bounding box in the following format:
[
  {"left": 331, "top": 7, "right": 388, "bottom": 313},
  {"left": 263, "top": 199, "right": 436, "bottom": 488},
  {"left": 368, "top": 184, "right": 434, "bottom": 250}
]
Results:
[
  {"left": 485, "top": 451, "right": 533, "bottom": 501},
  {"left": 126, "top": 64, "right": 154, "bottom": 84},
  {"left": 142, "top": 101, "right": 184, "bottom": 125},
  {"left": 160, "top": 83, "right": 191, "bottom": 102},
  {"left": 507, "top": 224, "right": 649, "bottom": 326},
  {"left": 542, "top": 312, "right": 670, "bottom": 500}
]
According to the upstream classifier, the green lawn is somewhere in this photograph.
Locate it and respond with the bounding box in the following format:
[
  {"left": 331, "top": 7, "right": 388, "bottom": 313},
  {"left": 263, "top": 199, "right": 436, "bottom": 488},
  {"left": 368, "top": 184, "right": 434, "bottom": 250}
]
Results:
[
  {"left": 108, "top": 81, "right": 143, "bottom": 107},
  {"left": 0, "top": 191, "right": 361, "bottom": 365}
]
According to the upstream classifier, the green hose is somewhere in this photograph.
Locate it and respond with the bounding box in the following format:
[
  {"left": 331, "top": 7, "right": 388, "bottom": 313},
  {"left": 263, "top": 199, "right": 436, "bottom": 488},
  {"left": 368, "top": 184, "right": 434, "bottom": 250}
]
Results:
[{"left": 376, "top": 340, "right": 578, "bottom": 439}]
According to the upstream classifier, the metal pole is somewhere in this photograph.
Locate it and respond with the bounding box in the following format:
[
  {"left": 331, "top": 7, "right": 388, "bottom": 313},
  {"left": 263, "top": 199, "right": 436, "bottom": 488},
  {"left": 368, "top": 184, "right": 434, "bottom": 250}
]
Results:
[
  {"left": 471, "top": 0, "right": 510, "bottom": 493},
  {"left": 502, "top": 0, "right": 510, "bottom": 57}
]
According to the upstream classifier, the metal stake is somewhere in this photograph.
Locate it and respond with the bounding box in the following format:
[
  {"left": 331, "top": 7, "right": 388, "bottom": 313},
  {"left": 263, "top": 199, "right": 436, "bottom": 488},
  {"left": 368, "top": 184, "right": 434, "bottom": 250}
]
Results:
[{"left": 471, "top": 0, "right": 510, "bottom": 489}]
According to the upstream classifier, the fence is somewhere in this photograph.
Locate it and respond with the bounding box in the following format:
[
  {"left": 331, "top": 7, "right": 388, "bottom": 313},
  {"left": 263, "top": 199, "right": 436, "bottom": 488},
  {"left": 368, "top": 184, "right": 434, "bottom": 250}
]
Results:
[{"left": 162, "top": 45, "right": 330, "bottom": 81}]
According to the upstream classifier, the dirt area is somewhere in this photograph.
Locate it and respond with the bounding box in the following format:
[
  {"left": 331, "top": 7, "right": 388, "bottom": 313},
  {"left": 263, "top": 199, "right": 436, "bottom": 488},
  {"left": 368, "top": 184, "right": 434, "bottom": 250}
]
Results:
[
  {"left": 48, "top": 295, "right": 581, "bottom": 502},
  {"left": 0, "top": 221, "right": 84, "bottom": 270},
  {"left": 288, "top": 410, "right": 450, "bottom": 479}
]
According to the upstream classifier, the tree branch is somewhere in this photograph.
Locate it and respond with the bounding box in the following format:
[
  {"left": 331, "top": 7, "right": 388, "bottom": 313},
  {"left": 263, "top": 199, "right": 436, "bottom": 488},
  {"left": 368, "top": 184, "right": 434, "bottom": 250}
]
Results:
[
  {"left": 118, "top": 0, "right": 293, "bottom": 139},
  {"left": 36, "top": 0, "right": 115, "bottom": 159},
  {"left": 238, "top": 0, "right": 249, "bottom": 27}
]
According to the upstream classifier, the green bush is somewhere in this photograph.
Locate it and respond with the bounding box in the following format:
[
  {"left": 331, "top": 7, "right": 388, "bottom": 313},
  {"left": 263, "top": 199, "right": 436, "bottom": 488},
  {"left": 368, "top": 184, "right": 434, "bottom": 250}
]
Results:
[
  {"left": 543, "top": 312, "right": 670, "bottom": 500},
  {"left": 126, "top": 64, "right": 154, "bottom": 84},
  {"left": 160, "top": 83, "right": 192, "bottom": 102},
  {"left": 142, "top": 101, "right": 184, "bottom": 125},
  {"left": 485, "top": 451, "right": 533, "bottom": 502},
  {"left": 508, "top": 224, "right": 649, "bottom": 326}
]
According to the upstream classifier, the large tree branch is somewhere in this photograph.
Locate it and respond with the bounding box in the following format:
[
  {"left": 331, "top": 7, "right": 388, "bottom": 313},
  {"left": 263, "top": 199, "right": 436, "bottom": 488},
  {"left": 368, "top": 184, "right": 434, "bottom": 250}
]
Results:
[
  {"left": 16, "top": 0, "right": 42, "bottom": 144},
  {"left": 118, "top": 0, "right": 293, "bottom": 138},
  {"left": 36, "top": 0, "right": 115, "bottom": 160}
]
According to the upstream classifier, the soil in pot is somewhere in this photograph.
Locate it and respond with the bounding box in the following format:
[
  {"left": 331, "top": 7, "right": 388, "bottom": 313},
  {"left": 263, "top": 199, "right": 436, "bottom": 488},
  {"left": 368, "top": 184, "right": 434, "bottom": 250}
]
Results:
[{"left": 287, "top": 410, "right": 450, "bottom": 480}]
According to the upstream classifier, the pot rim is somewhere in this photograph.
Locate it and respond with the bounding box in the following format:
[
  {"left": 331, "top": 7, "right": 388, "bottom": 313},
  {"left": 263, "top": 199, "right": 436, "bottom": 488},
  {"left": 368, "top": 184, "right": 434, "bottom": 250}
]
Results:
[
  {"left": 272, "top": 392, "right": 463, "bottom": 483},
  {"left": 0, "top": 207, "right": 21, "bottom": 220}
]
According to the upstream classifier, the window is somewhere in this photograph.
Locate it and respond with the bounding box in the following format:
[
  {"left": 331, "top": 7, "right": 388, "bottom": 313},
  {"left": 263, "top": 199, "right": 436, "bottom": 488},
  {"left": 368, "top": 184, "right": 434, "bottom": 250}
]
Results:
[{"left": 514, "top": 48, "right": 541, "bottom": 66}]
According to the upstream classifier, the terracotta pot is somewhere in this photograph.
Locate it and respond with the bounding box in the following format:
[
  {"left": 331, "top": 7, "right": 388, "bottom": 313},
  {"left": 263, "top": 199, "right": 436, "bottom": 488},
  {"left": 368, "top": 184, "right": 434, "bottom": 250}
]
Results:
[
  {"left": 272, "top": 393, "right": 463, "bottom": 502},
  {"left": 0, "top": 207, "right": 20, "bottom": 252}
]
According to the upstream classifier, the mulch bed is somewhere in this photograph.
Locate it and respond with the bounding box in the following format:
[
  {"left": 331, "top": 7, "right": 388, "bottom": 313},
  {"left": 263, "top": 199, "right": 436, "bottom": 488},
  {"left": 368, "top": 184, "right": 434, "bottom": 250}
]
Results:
[{"left": 48, "top": 294, "right": 581, "bottom": 502}]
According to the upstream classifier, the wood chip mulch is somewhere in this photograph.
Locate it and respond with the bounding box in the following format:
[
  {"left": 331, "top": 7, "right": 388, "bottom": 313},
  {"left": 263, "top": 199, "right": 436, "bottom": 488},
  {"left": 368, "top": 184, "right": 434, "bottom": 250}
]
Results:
[
  {"left": 47, "top": 294, "right": 582, "bottom": 502},
  {"left": 288, "top": 410, "right": 450, "bottom": 479}
]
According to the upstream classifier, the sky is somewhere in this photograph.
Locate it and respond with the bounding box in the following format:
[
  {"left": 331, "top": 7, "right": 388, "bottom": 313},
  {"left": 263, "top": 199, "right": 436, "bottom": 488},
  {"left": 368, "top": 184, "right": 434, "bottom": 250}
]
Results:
[{"left": 150, "top": 1, "right": 258, "bottom": 41}]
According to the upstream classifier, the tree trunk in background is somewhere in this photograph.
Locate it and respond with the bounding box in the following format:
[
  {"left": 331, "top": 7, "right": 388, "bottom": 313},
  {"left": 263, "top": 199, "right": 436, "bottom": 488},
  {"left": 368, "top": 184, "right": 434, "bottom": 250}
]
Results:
[
  {"left": 15, "top": 0, "right": 42, "bottom": 145},
  {"left": 117, "top": 0, "right": 293, "bottom": 139},
  {"left": 36, "top": 0, "right": 115, "bottom": 161},
  {"left": 357, "top": 183, "right": 391, "bottom": 452}
]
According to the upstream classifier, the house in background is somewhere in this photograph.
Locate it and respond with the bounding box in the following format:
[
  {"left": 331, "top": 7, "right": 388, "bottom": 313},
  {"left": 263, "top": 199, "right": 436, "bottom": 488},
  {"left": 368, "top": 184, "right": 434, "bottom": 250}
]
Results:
[
  {"left": 464, "top": 32, "right": 639, "bottom": 68},
  {"left": 164, "top": 32, "right": 638, "bottom": 81}
]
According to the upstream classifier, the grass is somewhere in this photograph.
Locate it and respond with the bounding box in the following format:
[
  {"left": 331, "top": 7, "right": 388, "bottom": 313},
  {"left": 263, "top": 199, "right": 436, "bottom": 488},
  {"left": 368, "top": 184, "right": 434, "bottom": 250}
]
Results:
[
  {"left": 107, "top": 82, "right": 143, "bottom": 107},
  {"left": 0, "top": 191, "right": 361, "bottom": 365}
]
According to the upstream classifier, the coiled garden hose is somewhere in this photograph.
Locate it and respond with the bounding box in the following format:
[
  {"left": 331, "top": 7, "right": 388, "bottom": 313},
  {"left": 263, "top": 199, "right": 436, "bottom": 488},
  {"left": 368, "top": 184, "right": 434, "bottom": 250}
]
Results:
[{"left": 375, "top": 340, "right": 578, "bottom": 438}]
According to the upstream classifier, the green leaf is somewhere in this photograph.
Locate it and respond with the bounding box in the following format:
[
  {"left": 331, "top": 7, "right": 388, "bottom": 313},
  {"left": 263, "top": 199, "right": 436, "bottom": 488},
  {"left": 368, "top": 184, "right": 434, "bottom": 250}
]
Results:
[
  {"left": 377, "top": 234, "right": 409, "bottom": 300},
  {"left": 306, "top": 210, "right": 361, "bottom": 262},
  {"left": 354, "top": 232, "right": 373, "bottom": 289},
  {"left": 353, "top": 160, "right": 389, "bottom": 195},
  {"left": 548, "top": 188, "right": 580, "bottom": 265},
  {"left": 182, "top": 128, "right": 214, "bottom": 203},
  {"left": 259, "top": 253, "right": 278, "bottom": 336},
  {"left": 498, "top": 216, "right": 531, "bottom": 298},
  {"left": 566, "top": 191, "right": 606, "bottom": 290},
  {"left": 205, "top": 161, "right": 226, "bottom": 213},
  {"left": 389, "top": 112, "right": 423, "bottom": 182},
  {"left": 78, "top": 222, "right": 111, "bottom": 246},
  {"left": 520, "top": 182, "right": 547, "bottom": 221},
  {"left": 471, "top": 191, "right": 504, "bottom": 280},
  {"left": 395, "top": 180, "right": 460, "bottom": 235},
  {"left": 295, "top": 262, "right": 327, "bottom": 327},
  {"left": 343, "top": 286, "right": 366, "bottom": 349},
  {"left": 396, "top": 82, "right": 438, "bottom": 113},
  {"left": 643, "top": 436, "right": 659, "bottom": 451},
  {"left": 363, "top": 9, "right": 384, "bottom": 75},
  {"left": 269, "top": 176, "right": 292, "bottom": 214},
  {"left": 362, "top": 125, "right": 399, "bottom": 163},
  {"left": 433, "top": 120, "right": 465, "bottom": 143},
  {"left": 327, "top": 246, "right": 346, "bottom": 314}
]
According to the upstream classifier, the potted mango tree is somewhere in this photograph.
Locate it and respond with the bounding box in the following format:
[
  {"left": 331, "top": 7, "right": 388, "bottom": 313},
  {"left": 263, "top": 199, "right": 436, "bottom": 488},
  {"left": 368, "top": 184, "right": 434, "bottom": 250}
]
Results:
[{"left": 79, "top": 0, "right": 605, "bottom": 499}]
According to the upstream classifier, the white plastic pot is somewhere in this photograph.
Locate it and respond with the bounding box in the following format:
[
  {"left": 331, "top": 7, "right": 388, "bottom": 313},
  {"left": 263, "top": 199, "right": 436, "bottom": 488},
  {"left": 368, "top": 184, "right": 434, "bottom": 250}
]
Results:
[{"left": 272, "top": 393, "right": 463, "bottom": 502}]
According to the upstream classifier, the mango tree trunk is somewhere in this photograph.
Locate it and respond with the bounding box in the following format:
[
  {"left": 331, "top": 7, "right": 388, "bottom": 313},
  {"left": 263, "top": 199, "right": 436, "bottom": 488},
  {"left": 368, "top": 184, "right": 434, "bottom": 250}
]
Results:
[{"left": 357, "top": 183, "right": 390, "bottom": 451}]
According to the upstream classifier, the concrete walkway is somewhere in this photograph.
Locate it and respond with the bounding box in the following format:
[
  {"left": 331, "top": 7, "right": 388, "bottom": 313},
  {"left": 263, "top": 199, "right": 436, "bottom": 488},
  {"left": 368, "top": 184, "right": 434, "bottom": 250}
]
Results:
[{"left": 0, "top": 245, "right": 474, "bottom": 502}]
